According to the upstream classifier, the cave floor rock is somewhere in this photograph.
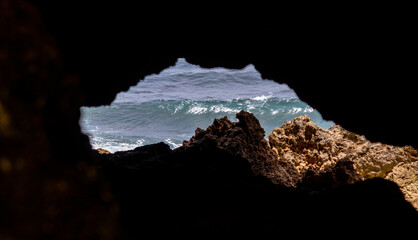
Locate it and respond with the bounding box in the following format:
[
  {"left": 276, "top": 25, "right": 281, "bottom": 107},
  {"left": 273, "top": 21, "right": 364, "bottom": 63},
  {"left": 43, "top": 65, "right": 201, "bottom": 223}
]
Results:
[
  {"left": 94, "top": 112, "right": 418, "bottom": 237},
  {"left": 268, "top": 115, "right": 418, "bottom": 208},
  {"left": 2, "top": 1, "right": 418, "bottom": 237}
]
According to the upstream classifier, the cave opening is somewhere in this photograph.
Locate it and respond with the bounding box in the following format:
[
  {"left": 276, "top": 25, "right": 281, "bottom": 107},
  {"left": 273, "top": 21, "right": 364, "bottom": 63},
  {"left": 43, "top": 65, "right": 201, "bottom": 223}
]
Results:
[{"left": 80, "top": 58, "right": 334, "bottom": 153}]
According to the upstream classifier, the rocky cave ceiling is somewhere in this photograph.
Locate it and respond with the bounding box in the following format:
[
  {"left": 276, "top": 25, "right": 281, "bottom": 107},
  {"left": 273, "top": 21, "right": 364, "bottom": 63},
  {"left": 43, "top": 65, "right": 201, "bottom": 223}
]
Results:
[
  {"left": 1, "top": 1, "right": 417, "bottom": 238},
  {"left": 33, "top": 2, "right": 417, "bottom": 148}
]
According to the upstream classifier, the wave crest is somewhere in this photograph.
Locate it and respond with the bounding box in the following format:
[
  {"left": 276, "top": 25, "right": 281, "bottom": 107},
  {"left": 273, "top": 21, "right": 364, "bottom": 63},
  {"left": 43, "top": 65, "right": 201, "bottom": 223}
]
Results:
[{"left": 80, "top": 97, "right": 334, "bottom": 152}]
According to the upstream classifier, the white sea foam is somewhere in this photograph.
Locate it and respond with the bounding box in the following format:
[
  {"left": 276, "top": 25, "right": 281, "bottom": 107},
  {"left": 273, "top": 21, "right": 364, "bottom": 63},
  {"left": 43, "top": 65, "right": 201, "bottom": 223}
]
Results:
[
  {"left": 187, "top": 104, "right": 240, "bottom": 114},
  {"left": 80, "top": 58, "right": 335, "bottom": 152},
  {"left": 187, "top": 106, "right": 208, "bottom": 114},
  {"left": 165, "top": 138, "right": 182, "bottom": 149},
  {"left": 173, "top": 104, "right": 184, "bottom": 114},
  {"left": 90, "top": 137, "right": 145, "bottom": 153},
  {"left": 288, "top": 107, "right": 303, "bottom": 114},
  {"left": 136, "top": 139, "right": 145, "bottom": 146},
  {"left": 209, "top": 105, "right": 239, "bottom": 114},
  {"left": 251, "top": 95, "right": 273, "bottom": 101},
  {"left": 303, "top": 107, "right": 314, "bottom": 113}
]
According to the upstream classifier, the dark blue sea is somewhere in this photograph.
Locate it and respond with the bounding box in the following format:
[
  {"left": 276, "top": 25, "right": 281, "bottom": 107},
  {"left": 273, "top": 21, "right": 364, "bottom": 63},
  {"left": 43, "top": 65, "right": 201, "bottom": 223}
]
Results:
[{"left": 80, "top": 58, "right": 334, "bottom": 152}]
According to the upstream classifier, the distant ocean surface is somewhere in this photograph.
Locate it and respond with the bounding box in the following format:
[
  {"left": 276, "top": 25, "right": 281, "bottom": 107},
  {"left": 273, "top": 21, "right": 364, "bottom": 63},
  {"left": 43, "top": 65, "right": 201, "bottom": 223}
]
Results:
[{"left": 80, "top": 58, "right": 334, "bottom": 153}]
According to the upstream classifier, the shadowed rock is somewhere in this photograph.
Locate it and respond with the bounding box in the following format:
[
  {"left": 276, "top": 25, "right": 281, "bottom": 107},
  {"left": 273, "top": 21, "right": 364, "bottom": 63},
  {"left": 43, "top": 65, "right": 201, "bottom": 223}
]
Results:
[
  {"left": 181, "top": 110, "right": 299, "bottom": 187},
  {"left": 181, "top": 113, "right": 418, "bottom": 208},
  {"left": 93, "top": 125, "right": 418, "bottom": 237},
  {"left": 2, "top": 1, "right": 418, "bottom": 238},
  {"left": 269, "top": 115, "right": 418, "bottom": 207}
]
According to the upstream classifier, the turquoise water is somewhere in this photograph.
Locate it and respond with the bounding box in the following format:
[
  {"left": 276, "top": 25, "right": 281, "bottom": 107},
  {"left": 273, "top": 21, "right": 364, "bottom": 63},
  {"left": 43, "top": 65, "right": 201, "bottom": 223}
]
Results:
[{"left": 80, "top": 58, "right": 334, "bottom": 152}]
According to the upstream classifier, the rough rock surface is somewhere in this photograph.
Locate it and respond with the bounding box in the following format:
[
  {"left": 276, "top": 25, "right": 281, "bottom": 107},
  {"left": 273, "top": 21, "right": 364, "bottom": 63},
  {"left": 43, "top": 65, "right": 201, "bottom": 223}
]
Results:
[
  {"left": 268, "top": 115, "right": 418, "bottom": 207},
  {"left": 182, "top": 112, "right": 366, "bottom": 189},
  {"left": 94, "top": 142, "right": 418, "bottom": 238},
  {"left": 2, "top": 1, "right": 418, "bottom": 238},
  {"left": 181, "top": 110, "right": 299, "bottom": 187},
  {"left": 91, "top": 113, "right": 418, "bottom": 237},
  {"left": 387, "top": 161, "right": 418, "bottom": 209},
  {"left": 268, "top": 116, "right": 341, "bottom": 174}
]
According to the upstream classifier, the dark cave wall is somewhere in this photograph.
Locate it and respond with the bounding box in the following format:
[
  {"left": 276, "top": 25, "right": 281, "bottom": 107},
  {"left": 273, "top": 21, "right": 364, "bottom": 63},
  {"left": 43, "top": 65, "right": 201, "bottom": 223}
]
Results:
[
  {"left": 34, "top": 1, "right": 417, "bottom": 147},
  {"left": 0, "top": 1, "right": 118, "bottom": 239},
  {"left": 1, "top": 0, "right": 417, "bottom": 239}
]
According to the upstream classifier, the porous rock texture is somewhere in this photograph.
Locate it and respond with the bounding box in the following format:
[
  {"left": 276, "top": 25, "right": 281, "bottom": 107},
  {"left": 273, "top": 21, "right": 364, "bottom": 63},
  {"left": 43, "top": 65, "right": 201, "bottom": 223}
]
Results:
[
  {"left": 93, "top": 112, "right": 418, "bottom": 238},
  {"left": 386, "top": 162, "right": 418, "bottom": 209},
  {"left": 1, "top": 0, "right": 418, "bottom": 238},
  {"left": 268, "top": 115, "right": 418, "bottom": 207},
  {"left": 184, "top": 113, "right": 418, "bottom": 209},
  {"left": 181, "top": 111, "right": 299, "bottom": 187}
]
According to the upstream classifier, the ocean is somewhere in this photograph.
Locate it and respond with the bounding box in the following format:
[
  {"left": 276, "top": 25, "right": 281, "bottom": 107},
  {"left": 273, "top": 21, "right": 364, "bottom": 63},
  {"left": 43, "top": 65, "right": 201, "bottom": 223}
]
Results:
[{"left": 80, "top": 58, "right": 334, "bottom": 153}]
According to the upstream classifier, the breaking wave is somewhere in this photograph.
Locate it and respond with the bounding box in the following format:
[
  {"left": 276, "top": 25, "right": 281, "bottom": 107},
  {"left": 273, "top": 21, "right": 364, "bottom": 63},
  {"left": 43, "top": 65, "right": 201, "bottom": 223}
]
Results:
[
  {"left": 80, "top": 97, "right": 333, "bottom": 152},
  {"left": 80, "top": 58, "right": 334, "bottom": 152}
]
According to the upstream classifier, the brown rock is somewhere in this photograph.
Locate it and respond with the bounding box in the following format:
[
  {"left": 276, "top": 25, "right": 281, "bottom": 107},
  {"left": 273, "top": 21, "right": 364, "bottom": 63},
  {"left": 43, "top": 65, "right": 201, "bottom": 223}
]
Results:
[
  {"left": 327, "top": 125, "right": 418, "bottom": 179},
  {"left": 268, "top": 115, "right": 340, "bottom": 175},
  {"left": 181, "top": 110, "right": 300, "bottom": 187},
  {"left": 97, "top": 148, "right": 111, "bottom": 155},
  {"left": 298, "top": 159, "right": 363, "bottom": 190},
  {"left": 268, "top": 115, "right": 418, "bottom": 207},
  {"left": 386, "top": 161, "right": 418, "bottom": 209}
]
